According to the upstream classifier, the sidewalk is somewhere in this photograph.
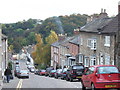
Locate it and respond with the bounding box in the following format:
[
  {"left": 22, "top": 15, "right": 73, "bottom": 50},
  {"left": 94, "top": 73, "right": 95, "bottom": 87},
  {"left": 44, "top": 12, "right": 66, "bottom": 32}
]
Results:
[
  {"left": 1, "top": 76, "right": 19, "bottom": 89},
  {"left": 0, "top": 80, "right": 3, "bottom": 90}
]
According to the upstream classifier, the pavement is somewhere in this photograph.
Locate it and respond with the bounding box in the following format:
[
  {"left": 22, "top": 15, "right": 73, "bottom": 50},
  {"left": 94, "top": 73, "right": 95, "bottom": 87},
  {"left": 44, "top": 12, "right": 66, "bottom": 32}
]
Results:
[{"left": 0, "top": 80, "right": 3, "bottom": 90}]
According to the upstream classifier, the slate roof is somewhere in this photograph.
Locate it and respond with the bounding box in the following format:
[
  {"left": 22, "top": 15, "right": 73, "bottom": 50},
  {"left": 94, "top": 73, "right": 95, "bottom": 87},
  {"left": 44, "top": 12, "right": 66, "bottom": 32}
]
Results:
[
  {"left": 80, "top": 17, "right": 114, "bottom": 33},
  {"left": 51, "top": 36, "right": 74, "bottom": 47},
  {"left": 101, "top": 14, "right": 119, "bottom": 34},
  {"left": 69, "top": 35, "right": 80, "bottom": 45}
]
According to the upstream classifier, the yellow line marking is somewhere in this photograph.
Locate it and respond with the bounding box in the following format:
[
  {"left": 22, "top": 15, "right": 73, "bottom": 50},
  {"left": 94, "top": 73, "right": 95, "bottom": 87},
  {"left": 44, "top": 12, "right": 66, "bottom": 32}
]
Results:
[{"left": 16, "top": 79, "right": 23, "bottom": 90}]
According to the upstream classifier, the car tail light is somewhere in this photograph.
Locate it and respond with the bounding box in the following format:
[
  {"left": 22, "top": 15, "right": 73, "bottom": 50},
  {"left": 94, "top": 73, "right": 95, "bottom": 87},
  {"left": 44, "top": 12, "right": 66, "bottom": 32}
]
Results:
[
  {"left": 63, "top": 72, "right": 66, "bottom": 74},
  {"left": 71, "top": 70, "right": 75, "bottom": 74}
]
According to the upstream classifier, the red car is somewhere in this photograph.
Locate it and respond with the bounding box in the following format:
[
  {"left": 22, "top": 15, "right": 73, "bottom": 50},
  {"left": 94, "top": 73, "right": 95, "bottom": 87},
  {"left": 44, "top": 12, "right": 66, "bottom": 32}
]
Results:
[
  {"left": 81, "top": 65, "right": 120, "bottom": 90},
  {"left": 39, "top": 70, "right": 46, "bottom": 76}
]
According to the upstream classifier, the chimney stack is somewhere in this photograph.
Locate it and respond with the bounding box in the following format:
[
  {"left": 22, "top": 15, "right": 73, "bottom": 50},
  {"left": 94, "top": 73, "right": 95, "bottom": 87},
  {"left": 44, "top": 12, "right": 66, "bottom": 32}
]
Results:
[{"left": 118, "top": 1, "right": 120, "bottom": 13}]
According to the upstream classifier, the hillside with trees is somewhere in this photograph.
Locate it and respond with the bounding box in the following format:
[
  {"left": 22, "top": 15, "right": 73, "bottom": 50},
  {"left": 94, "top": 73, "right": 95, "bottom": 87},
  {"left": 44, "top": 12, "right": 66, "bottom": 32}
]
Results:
[{"left": 2, "top": 14, "right": 87, "bottom": 53}]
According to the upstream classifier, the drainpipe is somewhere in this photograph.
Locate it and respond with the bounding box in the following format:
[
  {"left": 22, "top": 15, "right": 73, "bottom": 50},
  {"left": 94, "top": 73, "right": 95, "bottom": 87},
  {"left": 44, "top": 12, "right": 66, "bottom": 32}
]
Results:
[{"left": 0, "top": 24, "right": 3, "bottom": 88}]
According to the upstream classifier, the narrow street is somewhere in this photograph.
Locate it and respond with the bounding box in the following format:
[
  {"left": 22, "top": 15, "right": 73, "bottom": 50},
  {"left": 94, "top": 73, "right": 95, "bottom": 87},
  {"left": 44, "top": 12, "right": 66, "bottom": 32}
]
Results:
[
  {"left": 2, "top": 60, "right": 82, "bottom": 89},
  {"left": 2, "top": 72, "right": 82, "bottom": 88}
]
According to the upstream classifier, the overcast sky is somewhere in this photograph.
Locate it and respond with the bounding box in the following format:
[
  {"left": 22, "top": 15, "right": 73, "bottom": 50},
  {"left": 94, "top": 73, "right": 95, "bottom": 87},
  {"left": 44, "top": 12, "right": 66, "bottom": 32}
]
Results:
[{"left": 0, "top": 0, "right": 119, "bottom": 23}]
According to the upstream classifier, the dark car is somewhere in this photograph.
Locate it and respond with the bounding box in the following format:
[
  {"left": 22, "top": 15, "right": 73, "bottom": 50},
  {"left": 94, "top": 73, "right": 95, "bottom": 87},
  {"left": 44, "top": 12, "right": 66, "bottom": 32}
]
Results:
[
  {"left": 60, "top": 68, "right": 68, "bottom": 80},
  {"left": 15, "top": 60, "right": 19, "bottom": 64},
  {"left": 81, "top": 65, "right": 120, "bottom": 90},
  {"left": 35, "top": 69, "right": 40, "bottom": 75},
  {"left": 66, "top": 65, "right": 85, "bottom": 82},
  {"left": 54, "top": 69, "right": 62, "bottom": 79},
  {"left": 14, "top": 66, "right": 20, "bottom": 77},
  {"left": 45, "top": 67, "right": 54, "bottom": 76},
  {"left": 49, "top": 70, "right": 56, "bottom": 77}
]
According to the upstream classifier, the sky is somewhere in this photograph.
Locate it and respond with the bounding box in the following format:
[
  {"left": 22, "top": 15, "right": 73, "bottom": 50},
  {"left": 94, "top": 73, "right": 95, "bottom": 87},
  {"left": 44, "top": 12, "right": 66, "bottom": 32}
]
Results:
[{"left": 0, "top": 0, "right": 120, "bottom": 23}]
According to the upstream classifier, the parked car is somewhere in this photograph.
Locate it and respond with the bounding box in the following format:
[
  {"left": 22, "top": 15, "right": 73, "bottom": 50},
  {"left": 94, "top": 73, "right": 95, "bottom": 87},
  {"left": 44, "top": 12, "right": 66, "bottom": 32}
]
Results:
[
  {"left": 30, "top": 68, "right": 35, "bottom": 73},
  {"left": 81, "top": 65, "right": 120, "bottom": 90},
  {"left": 49, "top": 70, "right": 56, "bottom": 77},
  {"left": 14, "top": 66, "right": 20, "bottom": 77},
  {"left": 15, "top": 60, "right": 19, "bottom": 64},
  {"left": 54, "top": 69, "right": 62, "bottom": 79},
  {"left": 17, "top": 70, "right": 29, "bottom": 78},
  {"left": 66, "top": 65, "right": 85, "bottom": 81},
  {"left": 39, "top": 70, "right": 46, "bottom": 76},
  {"left": 60, "top": 68, "right": 68, "bottom": 80},
  {"left": 26, "top": 61, "right": 30, "bottom": 65},
  {"left": 45, "top": 67, "right": 54, "bottom": 76},
  {"left": 34, "top": 69, "right": 40, "bottom": 75}
]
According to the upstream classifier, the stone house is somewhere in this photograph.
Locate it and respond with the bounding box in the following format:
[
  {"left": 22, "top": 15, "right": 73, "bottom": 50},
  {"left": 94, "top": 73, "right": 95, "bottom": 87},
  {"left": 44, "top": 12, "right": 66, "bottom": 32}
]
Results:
[{"left": 78, "top": 13, "right": 118, "bottom": 67}]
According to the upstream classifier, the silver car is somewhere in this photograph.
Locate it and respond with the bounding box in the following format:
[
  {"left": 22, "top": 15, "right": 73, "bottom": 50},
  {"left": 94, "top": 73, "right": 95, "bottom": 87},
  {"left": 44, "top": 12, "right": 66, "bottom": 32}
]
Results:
[{"left": 17, "top": 70, "right": 29, "bottom": 78}]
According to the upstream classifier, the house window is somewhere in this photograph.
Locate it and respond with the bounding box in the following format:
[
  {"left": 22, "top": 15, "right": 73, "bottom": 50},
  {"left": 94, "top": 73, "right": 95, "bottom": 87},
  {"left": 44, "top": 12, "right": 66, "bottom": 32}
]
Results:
[
  {"left": 87, "top": 39, "right": 91, "bottom": 47},
  {"left": 91, "top": 39, "right": 97, "bottom": 50},
  {"left": 84, "top": 57, "right": 89, "bottom": 67},
  {"left": 79, "top": 54, "right": 84, "bottom": 63},
  {"left": 90, "top": 56, "right": 96, "bottom": 66},
  {"left": 105, "top": 54, "right": 110, "bottom": 65},
  {"left": 104, "top": 36, "right": 110, "bottom": 47},
  {"left": 80, "top": 38, "right": 83, "bottom": 45},
  {"left": 100, "top": 53, "right": 104, "bottom": 65},
  {"left": 87, "top": 39, "right": 97, "bottom": 50}
]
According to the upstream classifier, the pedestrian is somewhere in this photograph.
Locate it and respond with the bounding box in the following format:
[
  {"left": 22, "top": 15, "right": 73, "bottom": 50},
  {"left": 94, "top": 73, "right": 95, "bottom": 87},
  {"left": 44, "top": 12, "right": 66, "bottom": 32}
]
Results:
[{"left": 4, "top": 67, "right": 12, "bottom": 83}]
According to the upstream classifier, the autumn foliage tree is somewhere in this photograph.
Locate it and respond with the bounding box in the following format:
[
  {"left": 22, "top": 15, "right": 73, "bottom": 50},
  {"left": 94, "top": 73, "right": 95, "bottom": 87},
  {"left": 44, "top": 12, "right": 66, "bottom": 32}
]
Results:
[{"left": 32, "top": 31, "right": 58, "bottom": 68}]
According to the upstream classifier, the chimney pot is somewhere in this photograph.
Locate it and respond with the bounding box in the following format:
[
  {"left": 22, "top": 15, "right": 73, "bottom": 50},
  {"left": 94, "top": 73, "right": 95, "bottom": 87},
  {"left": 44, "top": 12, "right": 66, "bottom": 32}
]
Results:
[{"left": 118, "top": 1, "right": 120, "bottom": 13}]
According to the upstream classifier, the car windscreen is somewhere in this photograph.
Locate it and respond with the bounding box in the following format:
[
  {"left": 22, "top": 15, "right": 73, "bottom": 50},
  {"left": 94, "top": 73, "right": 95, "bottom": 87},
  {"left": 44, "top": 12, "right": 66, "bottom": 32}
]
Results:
[
  {"left": 41, "top": 70, "right": 46, "bottom": 72},
  {"left": 98, "top": 66, "right": 119, "bottom": 74},
  {"left": 57, "top": 69, "right": 62, "bottom": 73},
  {"left": 51, "top": 70, "right": 56, "bottom": 72},
  {"left": 20, "top": 70, "right": 29, "bottom": 73},
  {"left": 73, "top": 66, "right": 84, "bottom": 69}
]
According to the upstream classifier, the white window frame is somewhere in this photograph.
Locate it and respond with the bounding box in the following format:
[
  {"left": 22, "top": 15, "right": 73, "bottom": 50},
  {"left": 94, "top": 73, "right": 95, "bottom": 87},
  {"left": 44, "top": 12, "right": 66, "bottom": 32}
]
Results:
[
  {"left": 104, "top": 36, "right": 110, "bottom": 47},
  {"left": 91, "top": 39, "right": 97, "bottom": 50},
  {"left": 79, "top": 54, "right": 84, "bottom": 63},
  {"left": 80, "top": 38, "right": 83, "bottom": 45},
  {"left": 87, "top": 39, "right": 97, "bottom": 50},
  {"left": 87, "top": 39, "right": 91, "bottom": 47},
  {"left": 105, "top": 53, "right": 110, "bottom": 65},
  {"left": 100, "top": 53, "right": 104, "bottom": 65},
  {"left": 90, "top": 56, "right": 96, "bottom": 66},
  {"left": 84, "top": 57, "right": 89, "bottom": 67}
]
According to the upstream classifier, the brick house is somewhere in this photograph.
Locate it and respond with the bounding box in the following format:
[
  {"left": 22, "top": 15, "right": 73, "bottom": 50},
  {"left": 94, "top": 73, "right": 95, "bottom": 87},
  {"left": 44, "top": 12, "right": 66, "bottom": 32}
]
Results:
[{"left": 51, "top": 41, "right": 60, "bottom": 69}]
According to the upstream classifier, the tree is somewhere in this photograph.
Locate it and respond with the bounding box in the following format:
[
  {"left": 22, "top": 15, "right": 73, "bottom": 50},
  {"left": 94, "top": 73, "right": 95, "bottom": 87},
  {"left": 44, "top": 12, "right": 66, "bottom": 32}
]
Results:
[
  {"left": 45, "top": 30, "right": 58, "bottom": 44},
  {"left": 32, "top": 34, "right": 44, "bottom": 64}
]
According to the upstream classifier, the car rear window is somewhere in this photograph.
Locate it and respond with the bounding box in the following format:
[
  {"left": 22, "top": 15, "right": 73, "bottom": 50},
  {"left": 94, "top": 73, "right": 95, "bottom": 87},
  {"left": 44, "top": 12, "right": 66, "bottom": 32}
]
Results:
[
  {"left": 41, "top": 70, "right": 46, "bottom": 72},
  {"left": 98, "top": 66, "right": 119, "bottom": 74},
  {"left": 73, "top": 66, "right": 84, "bottom": 69}
]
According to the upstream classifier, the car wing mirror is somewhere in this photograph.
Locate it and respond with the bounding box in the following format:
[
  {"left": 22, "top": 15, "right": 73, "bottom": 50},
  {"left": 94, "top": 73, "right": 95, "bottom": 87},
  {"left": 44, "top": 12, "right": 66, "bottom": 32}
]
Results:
[
  {"left": 95, "top": 73, "right": 100, "bottom": 78},
  {"left": 67, "top": 70, "right": 70, "bottom": 71}
]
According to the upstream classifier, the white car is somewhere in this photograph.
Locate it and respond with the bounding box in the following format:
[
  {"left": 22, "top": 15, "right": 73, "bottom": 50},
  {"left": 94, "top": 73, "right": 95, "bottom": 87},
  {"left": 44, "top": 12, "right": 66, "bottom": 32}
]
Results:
[{"left": 26, "top": 61, "right": 30, "bottom": 65}]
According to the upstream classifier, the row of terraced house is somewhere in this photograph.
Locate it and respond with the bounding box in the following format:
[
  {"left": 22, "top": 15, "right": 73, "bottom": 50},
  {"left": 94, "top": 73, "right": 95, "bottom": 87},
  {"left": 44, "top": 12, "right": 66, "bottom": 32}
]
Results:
[
  {"left": 51, "top": 5, "right": 120, "bottom": 70},
  {"left": 0, "top": 25, "right": 9, "bottom": 87}
]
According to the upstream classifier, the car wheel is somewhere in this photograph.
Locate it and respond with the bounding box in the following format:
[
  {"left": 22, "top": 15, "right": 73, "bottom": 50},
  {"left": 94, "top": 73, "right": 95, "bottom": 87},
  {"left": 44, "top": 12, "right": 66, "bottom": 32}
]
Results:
[
  {"left": 81, "top": 81, "right": 86, "bottom": 90},
  {"left": 70, "top": 77, "right": 73, "bottom": 82},
  {"left": 91, "top": 83, "right": 96, "bottom": 90},
  {"left": 78, "top": 78, "right": 81, "bottom": 81},
  {"left": 66, "top": 76, "right": 69, "bottom": 81}
]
